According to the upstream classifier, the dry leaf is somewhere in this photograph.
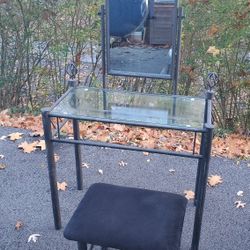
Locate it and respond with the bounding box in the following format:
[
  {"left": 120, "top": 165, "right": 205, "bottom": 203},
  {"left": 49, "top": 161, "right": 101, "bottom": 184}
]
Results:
[
  {"left": 35, "top": 140, "right": 46, "bottom": 151},
  {"left": 169, "top": 169, "right": 176, "bottom": 174},
  {"left": 57, "top": 181, "right": 68, "bottom": 191},
  {"left": 8, "top": 132, "right": 23, "bottom": 141},
  {"left": 208, "top": 24, "right": 219, "bottom": 36},
  {"left": 54, "top": 153, "right": 59, "bottom": 162},
  {"left": 237, "top": 191, "right": 244, "bottom": 197},
  {"left": 0, "top": 163, "right": 6, "bottom": 170},
  {"left": 184, "top": 190, "right": 195, "bottom": 200},
  {"left": 18, "top": 141, "right": 37, "bottom": 153},
  {"left": 98, "top": 169, "right": 103, "bottom": 175},
  {"left": 207, "top": 46, "right": 220, "bottom": 56},
  {"left": 143, "top": 152, "right": 149, "bottom": 156},
  {"left": 27, "top": 234, "right": 41, "bottom": 243},
  {"left": 15, "top": 220, "right": 24, "bottom": 230},
  {"left": 29, "top": 131, "right": 44, "bottom": 137},
  {"left": 119, "top": 161, "right": 127, "bottom": 167},
  {"left": 234, "top": 200, "right": 246, "bottom": 208},
  {"left": 207, "top": 175, "right": 223, "bottom": 187},
  {"left": 82, "top": 162, "right": 90, "bottom": 168},
  {"left": 0, "top": 154, "right": 4, "bottom": 159}
]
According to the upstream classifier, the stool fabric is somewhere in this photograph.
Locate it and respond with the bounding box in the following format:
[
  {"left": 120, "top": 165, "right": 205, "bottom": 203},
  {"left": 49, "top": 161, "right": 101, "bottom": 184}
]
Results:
[{"left": 64, "top": 183, "right": 187, "bottom": 250}]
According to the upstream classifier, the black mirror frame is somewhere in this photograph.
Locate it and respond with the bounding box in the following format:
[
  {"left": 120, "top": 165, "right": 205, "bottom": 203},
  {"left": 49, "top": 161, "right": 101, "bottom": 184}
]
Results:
[{"left": 105, "top": 0, "right": 179, "bottom": 80}]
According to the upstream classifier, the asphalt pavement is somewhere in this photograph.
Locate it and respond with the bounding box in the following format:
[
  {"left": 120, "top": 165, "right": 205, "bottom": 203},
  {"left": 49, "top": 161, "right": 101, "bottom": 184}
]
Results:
[{"left": 0, "top": 126, "right": 249, "bottom": 250}]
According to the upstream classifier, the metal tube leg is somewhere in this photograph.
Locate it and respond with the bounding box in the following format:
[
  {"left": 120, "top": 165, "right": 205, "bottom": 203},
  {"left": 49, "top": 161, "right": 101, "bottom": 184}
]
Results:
[
  {"left": 42, "top": 108, "right": 61, "bottom": 229},
  {"left": 73, "top": 119, "right": 83, "bottom": 190},
  {"left": 194, "top": 132, "right": 206, "bottom": 206},
  {"left": 77, "top": 242, "right": 87, "bottom": 250},
  {"left": 191, "top": 126, "right": 213, "bottom": 250}
]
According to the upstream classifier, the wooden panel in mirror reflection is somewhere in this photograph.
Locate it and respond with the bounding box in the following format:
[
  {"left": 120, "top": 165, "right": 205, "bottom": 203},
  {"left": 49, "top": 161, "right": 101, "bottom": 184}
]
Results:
[{"left": 145, "top": 4, "right": 175, "bottom": 45}]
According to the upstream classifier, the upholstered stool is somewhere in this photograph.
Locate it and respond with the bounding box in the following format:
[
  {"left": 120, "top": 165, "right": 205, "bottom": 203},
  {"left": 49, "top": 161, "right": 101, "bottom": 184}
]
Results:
[{"left": 64, "top": 183, "right": 187, "bottom": 250}]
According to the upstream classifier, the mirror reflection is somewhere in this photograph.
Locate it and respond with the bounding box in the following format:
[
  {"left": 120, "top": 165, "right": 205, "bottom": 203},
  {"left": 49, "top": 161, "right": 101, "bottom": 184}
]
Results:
[{"left": 107, "top": 0, "right": 176, "bottom": 79}]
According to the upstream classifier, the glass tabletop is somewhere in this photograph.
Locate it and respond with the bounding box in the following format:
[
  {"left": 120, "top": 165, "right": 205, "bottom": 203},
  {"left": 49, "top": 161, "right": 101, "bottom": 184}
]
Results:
[{"left": 50, "top": 87, "right": 206, "bottom": 130}]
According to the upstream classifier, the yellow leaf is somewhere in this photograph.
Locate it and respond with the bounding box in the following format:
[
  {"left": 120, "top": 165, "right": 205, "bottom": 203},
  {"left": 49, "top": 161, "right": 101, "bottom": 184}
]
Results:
[
  {"left": 207, "top": 175, "right": 223, "bottom": 187},
  {"left": 8, "top": 132, "right": 23, "bottom": 141},
  {"left": 57, "top": 181, "right": 68, "bottom": 191},
  {"left": 18, "top": 141, "right": 37, "bottom": 153},
  {"left": 207, "top": 46, "right": 220, "bottom": 56},
  {"left": 184, "top": 190, "right": 195, "bottom": 200}
]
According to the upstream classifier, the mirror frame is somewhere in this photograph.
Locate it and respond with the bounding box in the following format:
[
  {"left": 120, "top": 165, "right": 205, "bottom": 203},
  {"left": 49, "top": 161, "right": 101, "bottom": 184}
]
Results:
[{"left": 105, "top": 0, "right": 178, "bottom": 80}]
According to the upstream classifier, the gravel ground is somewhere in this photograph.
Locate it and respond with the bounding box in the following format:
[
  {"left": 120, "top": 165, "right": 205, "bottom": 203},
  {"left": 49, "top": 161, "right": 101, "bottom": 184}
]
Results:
[{"left": 0, "top": 126, "right": 249, "bottom": 250}]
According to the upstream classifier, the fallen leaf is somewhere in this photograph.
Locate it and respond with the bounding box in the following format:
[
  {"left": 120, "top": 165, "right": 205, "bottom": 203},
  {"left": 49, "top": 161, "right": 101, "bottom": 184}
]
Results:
[
  {"left": 169, "top": 169, "right": 176, "bottom": 174},
  {"left": 0, "top": 163, "right": 6, "bottom": 170},
  {"left": 18, "top": 141, "right": 37, "bottom": 153},
  {"left": 15, "top": 221, "right": 24, "bottom": 230},
  {"left": 8, "top": 132, "right": 23, "bottom": 141},
  {"left": 0, "top": 154, "right": 4, "bottom": 159},
  {"left": 82, "top": 162, "right": 90, "bottom": 168},
  {"left": 184, "top": 190, "right": 195, "bottom": 200},
  {"left": 234, "top": 200, "right": 246, "bottom": 208},
  {"left": 143, "top": 152, "right": 149, "bottom": 156},
  {"left": 208, "top": 24, "right": 219, "bottom": 37},
  {"left": 98, "top": 169, "right": 103, "bottom": 175},
  {"left": 207, "top": 175, "right": 223, "bottom": 187},
  {"left": 57, "top": 181, "right": 68, "bottom": 191},
  {"left": 29, "top": 131, "right": 44, "bottom": 137},
  {"left": 0, "top": 135, "right": 7, "bottom": 140},
  {"left": 35, "top": 140, "right": 46, "bottom": 151},
  {"left": 119, "top": 160, "right": 127, "bottom": 167},
  {"left": 54, "top": 153, "right": 59, "bottom": 162},
  {"left": 237, "top": 191, "right": 244, "bottom": 197},
  {"left": 27, "top": 234, "right": 41, "bottom": 243},
  {"left": 207, "top": 46, "right": 220, "bottom": 56}
]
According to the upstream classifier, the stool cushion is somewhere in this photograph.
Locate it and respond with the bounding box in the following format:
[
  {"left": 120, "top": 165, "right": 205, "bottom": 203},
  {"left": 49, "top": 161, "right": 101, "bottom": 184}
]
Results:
[{"left": 64, "top": 183, "right": 187, "bottom": 250}]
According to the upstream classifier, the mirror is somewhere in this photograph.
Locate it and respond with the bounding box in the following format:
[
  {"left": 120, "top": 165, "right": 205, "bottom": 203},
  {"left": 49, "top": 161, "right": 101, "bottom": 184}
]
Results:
[{"left": 106, "top": 0, "right": 177, "bottom": 79}]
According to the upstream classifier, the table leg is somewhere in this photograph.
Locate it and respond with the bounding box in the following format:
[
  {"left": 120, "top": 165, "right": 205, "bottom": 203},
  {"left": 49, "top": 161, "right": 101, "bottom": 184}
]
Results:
[
  {"left": 191, "top": 126, "right": 213, "bottom": 250},
  {"left": 42, "top": 109, "right": 62, "bottom": 229},
  {"left": 73, "top": 119, "right": 83, "bottom": 190},
  {"left": 194, "top": 132, "right": 206, "bottom": 206}
]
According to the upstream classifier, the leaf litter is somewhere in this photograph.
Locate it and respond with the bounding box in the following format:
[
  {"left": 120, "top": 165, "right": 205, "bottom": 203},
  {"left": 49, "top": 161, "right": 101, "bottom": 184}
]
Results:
[{"left": 0, "top": 114, "right": 248, "bottom": 159}]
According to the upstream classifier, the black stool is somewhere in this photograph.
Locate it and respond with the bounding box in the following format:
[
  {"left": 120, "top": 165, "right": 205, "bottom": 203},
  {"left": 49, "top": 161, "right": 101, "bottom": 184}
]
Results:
[{"left": 64, "top": 183, "right": 187, "bottom": 250}]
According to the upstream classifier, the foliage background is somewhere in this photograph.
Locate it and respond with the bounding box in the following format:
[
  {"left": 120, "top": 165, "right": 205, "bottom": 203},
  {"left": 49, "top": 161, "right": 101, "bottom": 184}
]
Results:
[{"left": 0, "top": 0, "right": 249, "bottom": 133}]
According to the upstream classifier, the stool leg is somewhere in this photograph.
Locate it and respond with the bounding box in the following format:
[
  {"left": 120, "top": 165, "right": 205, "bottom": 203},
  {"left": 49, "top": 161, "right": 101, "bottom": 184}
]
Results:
[{"left": 77, "top": 242, "right": 87, "bottom": 250}]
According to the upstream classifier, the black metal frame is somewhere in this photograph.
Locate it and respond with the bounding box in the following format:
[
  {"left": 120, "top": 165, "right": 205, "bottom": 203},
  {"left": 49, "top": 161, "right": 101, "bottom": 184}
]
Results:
[
  {"left": 41, "top": 1, "right": 213, "bottom": 249},
  {"left": 42, "top": 89, "right": 213, "bottom": 250}
]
